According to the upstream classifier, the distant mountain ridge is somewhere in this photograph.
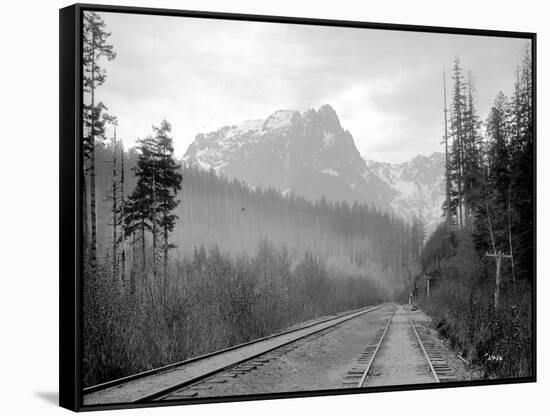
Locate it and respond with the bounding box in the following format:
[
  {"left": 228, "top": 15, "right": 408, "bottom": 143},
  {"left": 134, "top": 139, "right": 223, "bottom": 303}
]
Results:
[
  {"left": 365, "top": 153, "right": 445, "bottom": 233},
  {"left": 183, "top": 105, "right": 445, "bottom": 232}
]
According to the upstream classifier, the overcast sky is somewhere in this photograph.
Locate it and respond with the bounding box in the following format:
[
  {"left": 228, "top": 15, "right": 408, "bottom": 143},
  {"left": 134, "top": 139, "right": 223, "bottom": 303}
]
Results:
[{"left": 94, "top": 12, "right": 529, "bottom": 163}]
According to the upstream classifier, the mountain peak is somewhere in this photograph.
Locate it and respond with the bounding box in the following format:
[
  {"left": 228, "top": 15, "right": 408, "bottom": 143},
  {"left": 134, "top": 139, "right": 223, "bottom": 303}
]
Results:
[
  {"left": 318, "top": 103, "right": 337, "bottom": 115},
  {"left": 410, "top": 152, "right": 444, "bottom": 163},
  {"left": 316, "top": 104, "right": 341, "bottom": 127},
  {"left": 263, "top": 110, "right": 300, "bottom": 131},
  {"left": 366, "top": 153, "right": 445, "bottom": 233},
  {"left": 183, "top": 105, "right": 445, "bottom": 234}
]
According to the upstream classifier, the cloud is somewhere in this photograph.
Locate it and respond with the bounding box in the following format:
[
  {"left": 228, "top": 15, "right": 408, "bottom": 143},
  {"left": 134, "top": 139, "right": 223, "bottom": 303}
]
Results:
[{"left": 94, "top": 11, "right": 529, "bottom": 163}]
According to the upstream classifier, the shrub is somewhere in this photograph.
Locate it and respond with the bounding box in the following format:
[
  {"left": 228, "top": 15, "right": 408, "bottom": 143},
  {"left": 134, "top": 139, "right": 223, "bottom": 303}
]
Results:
[
  {"left": 417, "top": 232, "right": 532, "bottom": 379},
  {"left": 83, "top": 241, "right": 385, "bottom": 386}
]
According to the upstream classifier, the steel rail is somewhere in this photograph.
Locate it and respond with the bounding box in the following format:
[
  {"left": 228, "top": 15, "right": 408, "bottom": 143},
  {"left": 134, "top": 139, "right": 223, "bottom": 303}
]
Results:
[
  {"left": 357, "top": 309, "right": 396, "bottom": 387},
  {"left": 140, "top": 303, "right": 388, "bottom": 402},
  {"left": 84, "top": 303, "right": 388, "bottom": 401},
  {"left": 408, "top": 317, "right": 440, "bottom": 383}
]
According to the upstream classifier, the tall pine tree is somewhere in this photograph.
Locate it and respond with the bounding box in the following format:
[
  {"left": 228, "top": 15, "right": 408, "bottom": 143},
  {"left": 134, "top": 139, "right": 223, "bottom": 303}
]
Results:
[
  {"left": 462, "top": 73, "right": 483, "bottom": 230},
  {"left": 83, "top": 12, "right": 116, "bottom": 269},
  {"left": 153, "top": 121, "right": 183, "bottom": 280},
  {"left": 123, "top": 120, "right": 182, "bottom": 287},
  {"left": 508, "top": 45, "right": 533, "bottom": 279},
  {"left": 449, "top": 57, "right": 467, "bottom": 229}
]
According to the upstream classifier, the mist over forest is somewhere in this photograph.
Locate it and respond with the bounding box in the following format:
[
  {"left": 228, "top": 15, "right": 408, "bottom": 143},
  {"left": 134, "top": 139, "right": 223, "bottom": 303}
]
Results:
[{"left": 93, "top": 145, "right": 416, "bottom": 294}]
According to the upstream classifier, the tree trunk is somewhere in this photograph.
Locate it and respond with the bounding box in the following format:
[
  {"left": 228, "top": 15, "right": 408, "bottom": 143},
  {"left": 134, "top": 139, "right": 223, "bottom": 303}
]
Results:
[
  {"left": 90, "top": 146, "right": 98, "bottom": 268},
  {"left": 111, "top": 129, "right": 117, "bottom": 281},
  {"left": 130, "top": 229, "right": 136, "bottom": 295},
  {"left": 162, "top": 144, "right": 169, "bottom": 283},
  {"left": 82, "top": 170, "right": 89, "bottom": 260},
  {"left": 449, "top": 105, "right": 457, "bottom": 227},
  {"left": 443, "top": 69, "right": 452, "bottom": 226},
  {"left": 163, "top": 225, "right": 168, "bottom": 283},
  {"left": 89, "top": 32, "right": 97, "bottom": 270},
  {"left": 120, "top": 145, "right": 126, "bottom": 286},
  {"left": 507, "top": 193, "right": 516, "bottom": 287},
  {"left": 152, "top": 170, "right": 157, "bottom": 281},
  {"left": 141, "top": 220, "right": 146, "bottom": 275},
  {"left": 494, "top": 252, "right": 502, "bottom": 309},
  {"left": 457, "top": 124, "right": 464, "bottom": 229},
  {"left": 484, "top": 196, "right": 501, "bottom": 310}
]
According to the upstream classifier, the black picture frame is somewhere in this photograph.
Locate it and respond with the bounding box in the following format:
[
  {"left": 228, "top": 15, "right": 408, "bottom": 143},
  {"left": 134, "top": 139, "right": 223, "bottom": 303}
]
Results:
[{"left": 59, "top": 3, "right": 537, "bottom": 412}]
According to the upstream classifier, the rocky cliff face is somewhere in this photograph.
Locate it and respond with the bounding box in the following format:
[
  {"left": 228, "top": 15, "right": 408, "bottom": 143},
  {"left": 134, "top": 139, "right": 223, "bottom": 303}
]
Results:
[{"left": 365, "top": 153, "right": 445, "bottom": 233}]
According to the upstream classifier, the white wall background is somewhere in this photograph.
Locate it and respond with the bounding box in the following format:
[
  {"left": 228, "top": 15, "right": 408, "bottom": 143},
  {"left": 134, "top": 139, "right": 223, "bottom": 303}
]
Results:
[{"left": 0, "top": 0, "right": 547, "bottom": 414}]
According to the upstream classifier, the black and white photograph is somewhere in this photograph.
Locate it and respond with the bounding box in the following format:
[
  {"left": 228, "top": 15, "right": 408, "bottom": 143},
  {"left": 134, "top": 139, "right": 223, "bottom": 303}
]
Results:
[{"left": 68, "top": 5, "right": 534, "bottom": 409}]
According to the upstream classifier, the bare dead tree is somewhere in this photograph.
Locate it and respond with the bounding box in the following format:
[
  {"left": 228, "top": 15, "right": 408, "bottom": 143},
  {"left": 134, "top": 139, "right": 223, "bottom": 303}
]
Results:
[
  {"left": 111, "top": 125, "right": 118, "bottom": 279},
  {"left": 120, "top": 142, "right": 126, "bottom": 287},
  {"left": 507, "top": 192, "right": 516, "bottom": 287},
  {"left": 443, "top": 68, "right": 452, "bottom": 226}
]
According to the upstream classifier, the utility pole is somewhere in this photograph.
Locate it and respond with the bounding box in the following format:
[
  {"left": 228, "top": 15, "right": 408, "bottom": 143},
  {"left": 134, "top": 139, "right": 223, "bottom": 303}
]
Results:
[
  {"left": 484, "top": 193, "right": 513, "bottom": 310},
  {"left": 485, "top": 251, "right": 513, "bottom": 309},
  {"left": 424, "top": 275, "right": 433, "bottom": 299}
]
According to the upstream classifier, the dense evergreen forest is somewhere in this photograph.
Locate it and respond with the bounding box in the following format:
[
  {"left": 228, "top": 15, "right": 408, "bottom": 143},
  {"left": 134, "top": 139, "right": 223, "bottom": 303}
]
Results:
[
  {"left": 93, "top": 151, "right": 416, "bottom": 291},
  {"left": 81, "top": 12, "right": 420, "bottom": 386},
  {"left": 418, "top": 51, "right": 533, "bottom": 379}
]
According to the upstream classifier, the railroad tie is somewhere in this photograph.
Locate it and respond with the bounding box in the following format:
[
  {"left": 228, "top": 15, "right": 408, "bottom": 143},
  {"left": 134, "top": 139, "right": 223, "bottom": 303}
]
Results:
[
  {"left": 342, "top": 312, "right": 396, "bottom": 388},
  {"left": 203, "top": 379, "right": 228, "bottom": 384},
  {"left": 166, "top": 391, "right": 198, "bottom": 399}
]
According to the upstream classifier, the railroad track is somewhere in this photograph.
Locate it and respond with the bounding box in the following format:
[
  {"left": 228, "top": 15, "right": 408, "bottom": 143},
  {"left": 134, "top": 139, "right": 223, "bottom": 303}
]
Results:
[
  {"left": 160, "top": 322, "right": 345, "bottom": 400},
  {"left": 342, "top": 308, "right": 396, "bottom": 387},
  {"left": 84, "top": 303, "right": 389, "bottom": 405},
  {"left": 343, "top": 307, "right": 457, "bottom": 387},
  {"left": 409, "top": 317, "right": 458, "bottom": 383}
]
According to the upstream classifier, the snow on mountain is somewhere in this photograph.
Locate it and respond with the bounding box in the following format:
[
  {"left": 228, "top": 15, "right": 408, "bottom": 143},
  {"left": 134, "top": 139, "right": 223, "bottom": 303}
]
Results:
[
  {"left": 183, "top": 105, "right": 445, "bottom": 233},
  {"left": 263, "top": 110, "right": 297, "bottom": 130},
  {"left": 365, "top": 153, "right": 445, "bottom": 233}
]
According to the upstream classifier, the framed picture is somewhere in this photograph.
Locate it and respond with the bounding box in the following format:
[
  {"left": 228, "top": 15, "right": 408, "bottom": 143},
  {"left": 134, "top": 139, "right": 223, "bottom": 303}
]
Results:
[{"left": 59, "top": 3, "right": 536, "bottom": 411}]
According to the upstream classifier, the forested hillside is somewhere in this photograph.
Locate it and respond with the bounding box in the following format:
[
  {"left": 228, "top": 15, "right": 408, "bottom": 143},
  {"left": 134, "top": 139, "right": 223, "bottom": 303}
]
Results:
[
  {"left": 417, "top": 50, "right": 533, "bottom": 379},
  {"left": 94, "top": 145, "right": 416, "bottom": 282},
  {"left": 183, "top": 105, "right": 446, "bottom": 232}
]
